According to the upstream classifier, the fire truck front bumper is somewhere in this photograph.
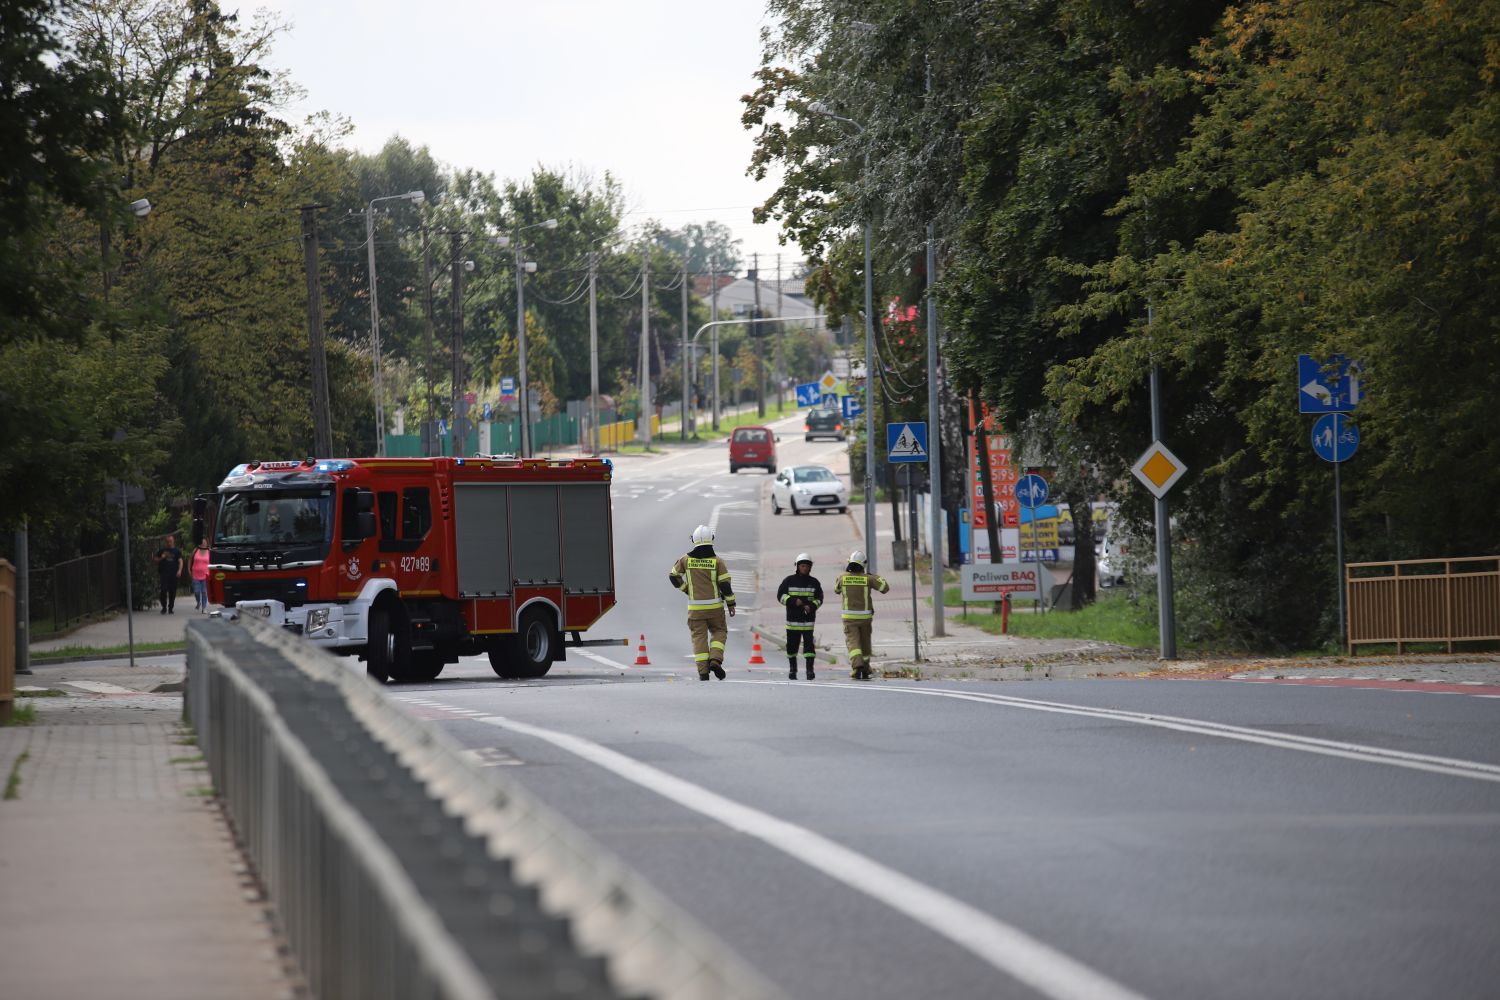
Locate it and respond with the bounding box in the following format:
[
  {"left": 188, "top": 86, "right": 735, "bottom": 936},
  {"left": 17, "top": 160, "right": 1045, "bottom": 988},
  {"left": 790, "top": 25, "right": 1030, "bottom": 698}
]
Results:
[{"left": 226, "top": 600, "right": 366, "bottom": 648}]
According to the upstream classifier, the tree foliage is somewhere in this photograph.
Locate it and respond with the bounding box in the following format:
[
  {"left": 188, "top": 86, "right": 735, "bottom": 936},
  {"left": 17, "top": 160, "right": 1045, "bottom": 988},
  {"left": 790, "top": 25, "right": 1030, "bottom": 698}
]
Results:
[{"left": 749, "top": 0, "right": 1500, "bottom": 646}]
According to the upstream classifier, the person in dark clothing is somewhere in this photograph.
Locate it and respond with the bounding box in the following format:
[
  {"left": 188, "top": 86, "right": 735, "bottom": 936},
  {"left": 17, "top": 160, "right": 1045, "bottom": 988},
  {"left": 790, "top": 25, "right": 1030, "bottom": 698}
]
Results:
[
  {"left": 776, "top": 552, "right": 823, "bottom": 680},
  {"left": 152, "top": 533, "right": 185, "bottom": 614}
]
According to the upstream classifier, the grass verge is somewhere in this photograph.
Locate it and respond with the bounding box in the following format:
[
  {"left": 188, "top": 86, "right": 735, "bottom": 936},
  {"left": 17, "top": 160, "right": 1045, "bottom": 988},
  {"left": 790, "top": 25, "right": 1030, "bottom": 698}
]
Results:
[
  {"left": 956, "top": 591, "right": 1158, "bottom": 648},
  {"left": 3, "top": 703, "right": 37, "bottom": 727},
  {"left": 30, "top": 639, "right": 185, "bottom": 662}
]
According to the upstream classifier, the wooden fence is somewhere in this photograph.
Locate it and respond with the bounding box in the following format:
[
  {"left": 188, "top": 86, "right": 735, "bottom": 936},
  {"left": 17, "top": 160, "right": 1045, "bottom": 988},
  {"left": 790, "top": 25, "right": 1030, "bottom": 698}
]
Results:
[
  {"left": 1346, "top": 555, "right": 1500, "bottom": 654},
  {"left": 1, "top": 560, "right": 15, "bottom": 723}
]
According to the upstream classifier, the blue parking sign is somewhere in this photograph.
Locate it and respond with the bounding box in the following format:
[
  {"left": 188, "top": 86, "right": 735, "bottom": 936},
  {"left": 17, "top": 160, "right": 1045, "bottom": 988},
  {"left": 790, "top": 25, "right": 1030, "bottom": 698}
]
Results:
[{"left": 841, "top": 395, "right": 863, "bottom": 421}]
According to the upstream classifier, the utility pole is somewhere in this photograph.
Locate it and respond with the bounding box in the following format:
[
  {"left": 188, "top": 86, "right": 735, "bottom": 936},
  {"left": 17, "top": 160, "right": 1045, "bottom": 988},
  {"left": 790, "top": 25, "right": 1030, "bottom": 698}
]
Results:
[
  {"left": 365, "top": 208, "right": 385, "bottom": 456},
  {"left": 681, "top": 256, "right": 690, "bottom": 441},
  {"left": 926, "top": 221, "right": 944, "bottom": 636},
  {"left": 450, "top": 231, "right": 465, "bottom": 456},
  {"left": 420, "top": 225, "right": 437, "bottom": 455},
  {"left": 13, "top": 524, "right": 29, "bottom": 675},
  {"left": 589, "top": 252, "right": 601, "bottom": 456},
  {"left": 639, "top": 251, "right": 653, "bottom": 448},
  {"left": 1149, "top": 306, "right": 1178, "bottom": 659},
  {"left": 300, "top": 205, "right": 333, "bottom": 458},
  {"left": 775, "top": 253, "right": 785, "bottom": 410},
  {"left": 753, "top": 253, "right": 765, "bottom": 418},
  {"left": 710, "top": 257, "right": 721, "bottom": 430}
]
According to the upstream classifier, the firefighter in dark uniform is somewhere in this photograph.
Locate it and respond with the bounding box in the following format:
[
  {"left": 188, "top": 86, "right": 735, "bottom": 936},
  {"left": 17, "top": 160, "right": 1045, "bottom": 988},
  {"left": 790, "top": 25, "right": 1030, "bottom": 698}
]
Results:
[
  {"left": 668, "top": 524, "right": 736, "bottom": 680},
  {"left": 776, "top": 552, "right": 823, "bottom": 680},
  {"left": 834, "top": 548, "right": 889, "bottom": 680}
]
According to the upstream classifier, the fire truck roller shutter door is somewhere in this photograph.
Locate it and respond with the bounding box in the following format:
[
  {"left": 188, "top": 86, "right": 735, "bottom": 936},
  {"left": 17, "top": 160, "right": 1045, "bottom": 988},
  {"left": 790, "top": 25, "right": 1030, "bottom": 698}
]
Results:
[
  {"left": 561, "top": 484, "right": 611, "bottom": 593},
  {"left": 510, "top": 486, "right": 562, "bottom": 584},
  {"left": 453, "top": 484, "right": 512, "bottom": 595}
]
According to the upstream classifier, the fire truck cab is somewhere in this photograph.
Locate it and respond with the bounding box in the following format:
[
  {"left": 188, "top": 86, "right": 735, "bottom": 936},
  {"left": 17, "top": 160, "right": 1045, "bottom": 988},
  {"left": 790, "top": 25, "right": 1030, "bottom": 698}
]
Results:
[{"left": 208, "top": 456, "right": 617, "bottom": 683}]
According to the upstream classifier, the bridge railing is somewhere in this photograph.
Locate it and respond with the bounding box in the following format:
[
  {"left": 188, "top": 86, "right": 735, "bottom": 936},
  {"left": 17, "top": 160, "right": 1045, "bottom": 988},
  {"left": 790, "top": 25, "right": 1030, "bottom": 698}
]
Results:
[
  {"left": 186, "top": 616, "right": 783, "bottom": 1000},
  {"left": 1346, "top": 555, "right": 1500, "bottom": 654}
]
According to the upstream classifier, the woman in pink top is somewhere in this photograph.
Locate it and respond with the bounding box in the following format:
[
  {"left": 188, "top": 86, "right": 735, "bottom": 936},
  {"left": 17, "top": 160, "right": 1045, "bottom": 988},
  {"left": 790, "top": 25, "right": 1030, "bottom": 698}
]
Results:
[{"left": 190, "top": 540, "right": 211, "bottom": 612}]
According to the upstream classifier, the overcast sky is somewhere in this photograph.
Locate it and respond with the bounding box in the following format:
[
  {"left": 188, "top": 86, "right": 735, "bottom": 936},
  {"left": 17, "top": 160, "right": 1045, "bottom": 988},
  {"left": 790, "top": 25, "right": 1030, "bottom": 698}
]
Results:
[{"left": 253, "top": 0, "right": 798, "bottom": 274}]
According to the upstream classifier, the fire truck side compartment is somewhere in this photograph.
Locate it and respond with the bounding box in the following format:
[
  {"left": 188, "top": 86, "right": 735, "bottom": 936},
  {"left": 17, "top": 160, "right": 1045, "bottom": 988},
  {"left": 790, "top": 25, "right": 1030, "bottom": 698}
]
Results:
[
  {"left": 453, "top": 484, "right": 512, "bottom": 595},
  {"left": 509, "top": 486, "right": 562, "bottom": 584},
  {"left": 560, "top": 484, "right": 611, "bottom": 592}
]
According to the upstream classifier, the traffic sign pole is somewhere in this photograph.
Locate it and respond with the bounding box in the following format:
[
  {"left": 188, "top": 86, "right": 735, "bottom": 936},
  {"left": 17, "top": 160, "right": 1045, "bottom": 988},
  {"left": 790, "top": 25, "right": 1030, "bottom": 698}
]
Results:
[
  {"left": 1335, "top": 458, "right": 1346, "bottom": 641},
  {"left": 1150, "top": 334, "right": 1178, "bottom": 660}
]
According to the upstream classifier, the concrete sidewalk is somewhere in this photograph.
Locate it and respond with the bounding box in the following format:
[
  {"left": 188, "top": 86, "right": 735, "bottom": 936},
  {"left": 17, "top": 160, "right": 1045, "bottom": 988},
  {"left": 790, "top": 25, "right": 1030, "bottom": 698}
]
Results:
[{"left": 0, "top": 659, "right": 298, "bottom": 999}]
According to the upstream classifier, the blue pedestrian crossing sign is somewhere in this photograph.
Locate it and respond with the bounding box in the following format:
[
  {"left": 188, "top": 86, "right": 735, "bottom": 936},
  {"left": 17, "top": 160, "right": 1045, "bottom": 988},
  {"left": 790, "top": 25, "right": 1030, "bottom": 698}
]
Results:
[
  {"left": 795, "top": 382, "right": 821, "bottom": 407},
  {"left": 841, "top": 394, "right": 863, "bottom": 421},
  {"left": 1298, "top": 354, "right": 1366, "bottom": 413},
  {"left": 887, "top": 422, "right": 928, "bottom": 463},
  {"left": 821, "top": 392, "right": 839, "bottom": 408},
  {"left": 1311, "top": 413, "right": 1359, "bottom": 463}
]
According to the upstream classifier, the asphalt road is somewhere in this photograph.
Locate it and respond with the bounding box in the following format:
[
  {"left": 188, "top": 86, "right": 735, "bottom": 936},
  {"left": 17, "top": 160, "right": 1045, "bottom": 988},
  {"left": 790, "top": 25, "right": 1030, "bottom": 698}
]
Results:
[{"left": 390, "top": 423, "right": 1500, "bottom": 1000}]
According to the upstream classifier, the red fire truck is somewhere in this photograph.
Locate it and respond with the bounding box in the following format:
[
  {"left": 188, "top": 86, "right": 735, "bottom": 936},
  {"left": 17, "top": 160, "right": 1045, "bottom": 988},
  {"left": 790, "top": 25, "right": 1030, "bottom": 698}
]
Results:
[{"left": 205, "top": 456, "right": 619, "bottom": 682}]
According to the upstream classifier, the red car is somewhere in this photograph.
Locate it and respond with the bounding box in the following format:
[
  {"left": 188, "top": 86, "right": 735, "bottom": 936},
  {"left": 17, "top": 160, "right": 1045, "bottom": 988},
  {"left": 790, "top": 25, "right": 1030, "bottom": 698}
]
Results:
[{"left": 728, "top": 426, "right": 777, "bottom": 474}]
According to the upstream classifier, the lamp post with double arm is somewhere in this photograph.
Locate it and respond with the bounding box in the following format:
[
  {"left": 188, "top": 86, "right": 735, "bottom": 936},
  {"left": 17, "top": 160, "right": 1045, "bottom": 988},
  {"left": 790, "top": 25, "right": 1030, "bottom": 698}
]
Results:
[{"left": 365, "top": 189, "right": 425, "bottom": 456}]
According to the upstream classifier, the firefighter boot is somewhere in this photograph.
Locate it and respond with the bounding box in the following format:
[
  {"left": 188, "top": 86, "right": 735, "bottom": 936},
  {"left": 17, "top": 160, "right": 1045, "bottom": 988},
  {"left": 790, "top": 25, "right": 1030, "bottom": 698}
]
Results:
[
  {"left": 710, "top": 660, "right": 727, "bottom": 681},
  {"left": 789, "top": 656, "right": 797, "bottom": 680},
  {"left": 805, "top": 659, "right": 816, "bottom": 680}
]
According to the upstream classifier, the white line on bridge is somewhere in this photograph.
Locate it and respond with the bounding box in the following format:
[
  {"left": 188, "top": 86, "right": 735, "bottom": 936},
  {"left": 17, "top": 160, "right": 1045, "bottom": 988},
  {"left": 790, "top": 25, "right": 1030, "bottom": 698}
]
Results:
[
  {"left": 781, "top": 682, "right": 1500, "bottom": 784},
  {"left": 477, "top": 713, "right": 1152, "bottom": 1000}
]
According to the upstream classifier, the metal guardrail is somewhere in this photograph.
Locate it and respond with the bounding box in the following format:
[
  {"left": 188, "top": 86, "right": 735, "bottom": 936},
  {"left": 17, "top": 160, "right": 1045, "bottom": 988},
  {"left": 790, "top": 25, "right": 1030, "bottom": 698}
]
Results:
[
  {"left": 1346, "top": 555, "right": 1500, "bottom": 654},
  {"left": 187, "top": 617, "right": 783, "bottom": 1000}
]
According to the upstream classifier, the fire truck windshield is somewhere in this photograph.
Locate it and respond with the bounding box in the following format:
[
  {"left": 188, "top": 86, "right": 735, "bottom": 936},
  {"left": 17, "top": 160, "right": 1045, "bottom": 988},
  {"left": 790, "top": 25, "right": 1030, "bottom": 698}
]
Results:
[{"left": 215, "top": 489, "right": 334, "bottom": 547}]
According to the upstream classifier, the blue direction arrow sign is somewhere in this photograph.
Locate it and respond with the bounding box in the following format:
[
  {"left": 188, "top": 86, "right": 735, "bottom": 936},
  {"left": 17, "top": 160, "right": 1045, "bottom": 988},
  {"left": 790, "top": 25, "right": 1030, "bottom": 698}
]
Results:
[
  {"left": 887, "top": 421, "right": 928, "bottom": 463},
  {"left": 1298, "top": 354, "right": 1366, "bottom": 413},
  {"left": 1014, "top": 473, "right": 1050, "bottom": 508},
  {"left": 841, "top": 394, "right": 863, "bottom": 421},
  {"left": 795, "top": 382, "right": 821, "bottom": 407},
  {"left": 1311, "top": 413, "right": 1359, "bottom": 463}
]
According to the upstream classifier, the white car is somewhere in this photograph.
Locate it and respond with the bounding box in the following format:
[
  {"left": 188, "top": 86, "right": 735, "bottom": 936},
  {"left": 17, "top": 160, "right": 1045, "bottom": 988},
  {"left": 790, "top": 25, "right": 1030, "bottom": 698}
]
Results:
[{"left": 771, "top": 465, "right": 848, "bottom": 515}]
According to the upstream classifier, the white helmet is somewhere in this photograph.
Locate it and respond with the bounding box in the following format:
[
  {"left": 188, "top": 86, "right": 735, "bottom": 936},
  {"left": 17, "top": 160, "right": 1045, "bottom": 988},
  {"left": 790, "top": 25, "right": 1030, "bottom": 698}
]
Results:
[
  {"left": 795, "top": 552, "right": 813, "bottom": 566},
  {"left": 691, "top": 524, "right": 715, "bottom": 545},
  {"left": 849, "top": 549, "right": 866, "bottom": 566}
]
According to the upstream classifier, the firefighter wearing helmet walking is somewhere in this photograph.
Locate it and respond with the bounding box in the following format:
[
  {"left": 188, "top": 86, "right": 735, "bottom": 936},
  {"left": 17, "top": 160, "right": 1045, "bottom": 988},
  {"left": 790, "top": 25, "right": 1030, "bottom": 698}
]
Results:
[
  {"left": 834, "top": 549, "right": 888, "bottom": 680},
  {"left": 776, "top": 552, "right": 824, "bottom": 679},
  {"left": 668, "top": 524, "right": 737, "bottom": 680}
]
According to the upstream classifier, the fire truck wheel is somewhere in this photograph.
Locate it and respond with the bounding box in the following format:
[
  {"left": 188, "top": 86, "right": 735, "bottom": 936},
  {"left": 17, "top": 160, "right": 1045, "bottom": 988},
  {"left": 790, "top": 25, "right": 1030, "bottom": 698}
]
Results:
[
  {"left": 366, "top": 603, "right": 410, "bottom": 684},
  {"left": 490, "top": 607, "right": 556, "bottom": 679}
]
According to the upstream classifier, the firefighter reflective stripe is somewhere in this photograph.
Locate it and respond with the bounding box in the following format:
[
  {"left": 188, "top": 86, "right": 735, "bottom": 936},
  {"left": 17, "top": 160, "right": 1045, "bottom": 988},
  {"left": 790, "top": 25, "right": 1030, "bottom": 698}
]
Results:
[
  {"left": 837, "top": 572, "right": 886, "bottom": 620},
  {"left": 677, "top": 555, "right": 726, "bottom": 609},
  {"left": 842, "top": 609, "right": 874, "bottom": 620},
  {"left": 694, "top": 652, "right": 709, "bottom": 662},
  {"left": 709, "top": 639, "right": 725, "bottom": 653},
  {"left": 787, "top": 622, "right": 813, "bottom": 631}
]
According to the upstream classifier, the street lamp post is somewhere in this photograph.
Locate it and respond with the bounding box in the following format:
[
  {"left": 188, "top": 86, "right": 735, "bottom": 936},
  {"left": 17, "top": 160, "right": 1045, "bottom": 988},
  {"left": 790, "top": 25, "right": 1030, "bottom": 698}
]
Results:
[
  {"left": 512, "top": 218, "right": 558, "bottom": 458},
  {"left": 809, "top": 102, "right": 880, "bottom": 574},
  {"left": 366, "top": 190, "right": 425, "bottom": 456}
]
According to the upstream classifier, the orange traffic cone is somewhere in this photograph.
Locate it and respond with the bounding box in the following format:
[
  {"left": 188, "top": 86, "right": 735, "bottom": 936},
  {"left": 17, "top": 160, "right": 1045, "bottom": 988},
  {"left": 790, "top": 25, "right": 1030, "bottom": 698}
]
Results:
[
  {"left": 748, "top": 633, "right": 767, "bottom": 665},
  {"left": 634, "top": 634, "right": 652, "bottom": 665}
]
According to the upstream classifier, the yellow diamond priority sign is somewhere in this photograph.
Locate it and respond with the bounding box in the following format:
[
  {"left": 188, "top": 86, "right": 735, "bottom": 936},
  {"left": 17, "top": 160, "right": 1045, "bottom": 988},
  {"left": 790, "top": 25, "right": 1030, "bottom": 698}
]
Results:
[{"left": 1131, "top": 440, "right": 1187, "bottom": 499}]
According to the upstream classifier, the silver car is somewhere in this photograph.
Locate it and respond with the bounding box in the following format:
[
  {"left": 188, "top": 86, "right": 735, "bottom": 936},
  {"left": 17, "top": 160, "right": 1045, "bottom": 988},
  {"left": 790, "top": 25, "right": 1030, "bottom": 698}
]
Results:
[{"left": 771, "top": 465, "right": 848, "bottom": 515}]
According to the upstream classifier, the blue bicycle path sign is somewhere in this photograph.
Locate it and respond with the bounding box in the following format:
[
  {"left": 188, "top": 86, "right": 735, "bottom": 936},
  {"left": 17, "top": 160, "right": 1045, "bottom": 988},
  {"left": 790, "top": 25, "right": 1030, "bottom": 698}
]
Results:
[
  {"left": 1311, "top": 413, "right": 1359, "bottom": 463},
  {"left": 1015, "top": 473, "right": 1049, "bottom": 508},
  {"left": 886, "top": 422, "right": 928, "bottom": 463}
]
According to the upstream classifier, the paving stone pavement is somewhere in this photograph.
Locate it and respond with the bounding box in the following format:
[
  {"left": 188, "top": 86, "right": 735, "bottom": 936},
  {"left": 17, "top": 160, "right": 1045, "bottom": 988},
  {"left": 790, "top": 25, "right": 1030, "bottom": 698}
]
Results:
[{"left": 0, "top": 667, "right": 300, "bottom": 1000}]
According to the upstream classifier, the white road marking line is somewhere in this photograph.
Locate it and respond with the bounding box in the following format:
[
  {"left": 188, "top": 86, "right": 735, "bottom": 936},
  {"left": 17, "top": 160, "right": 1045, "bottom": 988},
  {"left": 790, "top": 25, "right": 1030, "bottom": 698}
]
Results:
[
  {"left": 1458, "top": 681, "right": 1485, "bottom": 686},
  {"left": 775, "top": 682, "right": 1500, "bottom": 785},
  {"left": 576, "top": 649, "right": 636, "bottom": 670},
  {"left": 478, "top": 714, "right": 1151, "bottom": 1000},
  {"left": 656, "top": 474, "right": 716, "bottom": 502}
]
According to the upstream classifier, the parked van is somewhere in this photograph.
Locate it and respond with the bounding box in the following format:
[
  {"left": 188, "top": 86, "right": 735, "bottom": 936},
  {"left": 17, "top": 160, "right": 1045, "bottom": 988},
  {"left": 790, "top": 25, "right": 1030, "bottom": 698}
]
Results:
[{"left": 729, "top": 426, "right": 777, "bottom": 473}]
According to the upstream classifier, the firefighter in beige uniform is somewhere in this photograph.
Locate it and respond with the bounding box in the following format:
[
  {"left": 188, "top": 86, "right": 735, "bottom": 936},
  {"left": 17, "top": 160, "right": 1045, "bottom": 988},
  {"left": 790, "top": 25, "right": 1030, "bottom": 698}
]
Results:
[
  {"left": 668, "top": 524, "right": 736, "bottom": 680},
  {"left": 834, "top": 549, "right": 888, "bottom": 680}
]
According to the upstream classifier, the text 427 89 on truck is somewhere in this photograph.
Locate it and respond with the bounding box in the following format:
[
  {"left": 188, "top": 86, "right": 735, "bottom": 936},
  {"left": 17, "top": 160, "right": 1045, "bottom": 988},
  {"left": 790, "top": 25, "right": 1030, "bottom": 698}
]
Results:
[{"left": 206, "top": 456, "right": 620, "bottom": 682}]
